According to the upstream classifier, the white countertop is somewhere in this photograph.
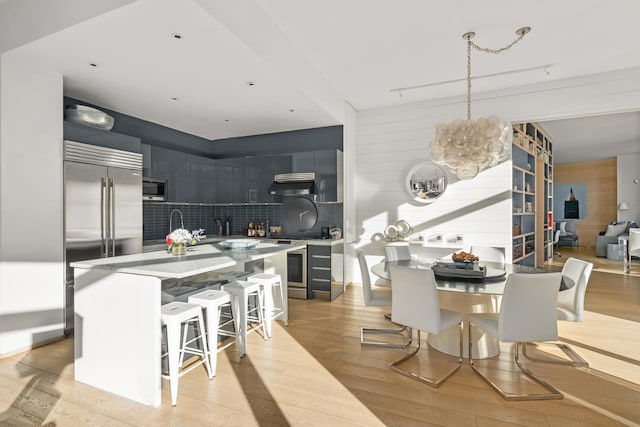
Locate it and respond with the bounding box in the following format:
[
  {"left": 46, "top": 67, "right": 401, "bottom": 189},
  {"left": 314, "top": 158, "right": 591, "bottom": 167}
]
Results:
[
  {"left": 305, "top": 238, "right": 343, "bottom": 246},
  {"left": 143, "top": 236, "right": 343, "bottom": 251},
  {"left": 71, "top": 242, "right": 304, "bottom": 279}
]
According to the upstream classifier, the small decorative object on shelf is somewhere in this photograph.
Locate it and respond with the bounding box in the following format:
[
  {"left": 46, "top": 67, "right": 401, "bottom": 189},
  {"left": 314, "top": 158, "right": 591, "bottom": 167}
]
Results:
[
  {"left": 513, "top": 223, "right": 521, "bottom": 236},
  {"left": 384, "top": 220, "right": 412, "bottom": 241}
]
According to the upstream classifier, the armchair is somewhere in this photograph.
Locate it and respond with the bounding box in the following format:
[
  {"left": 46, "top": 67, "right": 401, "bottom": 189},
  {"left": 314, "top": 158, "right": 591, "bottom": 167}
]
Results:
[
  {"left": 595, "top": 221, "right": 638, "bottom": 257},
  {"left": 554, "top": 220, "right": 579, "bottom": 248}
]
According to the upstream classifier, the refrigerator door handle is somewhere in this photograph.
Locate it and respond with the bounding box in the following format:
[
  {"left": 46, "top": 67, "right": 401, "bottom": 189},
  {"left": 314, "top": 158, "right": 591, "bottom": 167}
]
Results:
[
  {"left": 109, "top": 177, "right": 116, "bottom": 257},
  {"left": 101, "top": 177, "right": 108, "bottom": 257}
]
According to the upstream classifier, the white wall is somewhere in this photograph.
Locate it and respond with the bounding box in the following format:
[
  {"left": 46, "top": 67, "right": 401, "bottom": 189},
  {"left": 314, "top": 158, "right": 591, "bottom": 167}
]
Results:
[
  {"left": 343, "top": 102, "right": 357, "bottom": 285},
  {"left": 349, "top": 67, "right": 640, "bottom": 282},
  {"left": 0, "top": 0, "right": 137, "bottom": 357},
  {"left": 617, "top": 153, "right": 640, "bottom": 223},
  {"left": 0, "top": 54, "right": 64, "bottom": 356}
]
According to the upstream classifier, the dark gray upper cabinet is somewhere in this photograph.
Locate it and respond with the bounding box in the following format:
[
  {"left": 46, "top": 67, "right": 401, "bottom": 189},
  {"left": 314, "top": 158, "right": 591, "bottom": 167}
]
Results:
[
  {"left": 215, "top": 158, "right": 234, "bottom": 203},
  {"left": 150, "top": 146, "right": 187, "bottom": 203},
  {"left": 313, "top": 150, "right": 343, "bottom": 202},
  {"left": 186, "top": 154, "right": 215, "bottom": 203},
  {"left": 231, "top": 158, "right": 248, "bottom": 203},
  {"left": 292, "top": 151, "right": 314, "bottom": 173},
  {"left": 141, "top": 144, "right": 152, "bottom": 177},
  {"left": 272, "top": 154, "right": 292, "bottom": 176},
  {"left": 64, "top": 121, "right": 141, "bottom": 153},
  {"left": 247, "top": 156, "right": 274, "bottom": 203}
]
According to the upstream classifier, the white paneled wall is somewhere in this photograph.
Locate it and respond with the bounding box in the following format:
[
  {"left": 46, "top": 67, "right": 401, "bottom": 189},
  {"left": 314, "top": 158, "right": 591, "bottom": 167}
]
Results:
[
  {"left": 350, "top": 67, "right": 640, "bottom": 283},
  {"left": 354, "top": 100, "right": 513, "bottom": 279}
]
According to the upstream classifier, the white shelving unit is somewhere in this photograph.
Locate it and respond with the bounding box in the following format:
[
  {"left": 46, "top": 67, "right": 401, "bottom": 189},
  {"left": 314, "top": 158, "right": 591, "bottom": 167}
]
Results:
[{"left": 512, "top": 122, "right": 553, "bottom": 267}]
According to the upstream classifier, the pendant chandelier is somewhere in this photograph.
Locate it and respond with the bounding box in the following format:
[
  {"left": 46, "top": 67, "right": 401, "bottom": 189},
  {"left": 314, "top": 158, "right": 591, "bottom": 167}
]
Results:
[{"left": 431, "top": 27, "right": 531, "bottom": 179}]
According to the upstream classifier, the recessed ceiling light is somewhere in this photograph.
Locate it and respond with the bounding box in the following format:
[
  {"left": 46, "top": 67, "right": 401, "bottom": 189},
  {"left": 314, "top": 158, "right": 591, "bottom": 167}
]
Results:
[
  {"left": 89, "top": 63, "right": 97, "bottom": 67},
  {"left": 224, "top": 119, "right": 230, "bottom": 122},
  {"left": 172, "top": 33, "right": 182, "bottom": 39},
  {"left": 171, "top": 97, "right": 179, "bottom": 101},
  {"left": 289, "top": 109, "right": 295, "bottom": 113},
  {"left": 246, "top": 81, "right": 255, "bottom": 86}
]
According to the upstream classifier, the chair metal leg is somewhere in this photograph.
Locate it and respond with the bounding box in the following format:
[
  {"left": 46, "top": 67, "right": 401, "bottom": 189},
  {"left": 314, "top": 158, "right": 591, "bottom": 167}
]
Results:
[
  {"left": 522, "top": 342, "right": 589, "bottom": 367},
  {"left": 360, "top": 325, "right": 412, "bottom": 348},
  {"left": 388, "top": 322, "right": 463, "bottom": 388},
  {"left": 468, "top": 322, "right": 563, "bottom": 401}
]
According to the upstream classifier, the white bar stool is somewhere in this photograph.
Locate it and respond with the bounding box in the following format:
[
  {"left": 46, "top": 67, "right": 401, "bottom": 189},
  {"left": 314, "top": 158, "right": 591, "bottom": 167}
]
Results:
[
  {"left": 188, "top": 289, "right": 236, "bottom": 376},
  {"left": 221, "top": 281, "right": 266, "bottom": 357},
  {"left": 246, "top": 273, "right": 285, "bottom": 337},
  {"left": 161, "top": 301, "right": 212, "bottom": 406}
]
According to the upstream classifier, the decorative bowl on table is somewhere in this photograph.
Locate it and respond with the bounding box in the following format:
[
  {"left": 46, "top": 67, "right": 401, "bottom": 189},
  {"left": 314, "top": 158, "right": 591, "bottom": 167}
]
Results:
[
  {"left": 219, "top": 239, "right": 260, "bottom": 250},
  {"left": 451, "top": 251, "right": 479, "bottom": 263}
]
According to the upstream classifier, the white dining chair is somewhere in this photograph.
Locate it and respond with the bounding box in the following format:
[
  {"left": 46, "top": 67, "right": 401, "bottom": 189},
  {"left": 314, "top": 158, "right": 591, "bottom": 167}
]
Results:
[
  {"left": 468, "top": 272, "right": 564, "bottom": 401},
  {"left": 469, "top": 245, "right": 506, "bottom": 266},
  {"left": 358, "top": 251, "right": 411, "bottom": 348},
  {"left": 388, "top": 265, "right": 464, "bottom": 388},
  {"left": 523, "top": 257, "right": 593, "bottom": 367},
  {"left": 384, "top": 243, "right": 412, "bottom": 261},
  {"left": 552, "top": 230, "right": 562, "bottom": 257}
]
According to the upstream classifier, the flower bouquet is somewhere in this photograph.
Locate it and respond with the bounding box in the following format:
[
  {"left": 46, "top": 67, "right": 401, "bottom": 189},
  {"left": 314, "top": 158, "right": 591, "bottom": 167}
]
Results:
[{"left": 166, "top": 228, "right": 206, "bottom": 255}]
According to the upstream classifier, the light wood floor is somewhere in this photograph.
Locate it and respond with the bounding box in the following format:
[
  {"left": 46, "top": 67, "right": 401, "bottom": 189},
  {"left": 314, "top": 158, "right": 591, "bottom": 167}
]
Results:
[{"left": 1, "top": 247, "right": 639, "bottom": 426}]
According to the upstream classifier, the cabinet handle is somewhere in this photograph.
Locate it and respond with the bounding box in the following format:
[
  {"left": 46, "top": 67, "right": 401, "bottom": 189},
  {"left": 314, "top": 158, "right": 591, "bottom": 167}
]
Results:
[
  {"left": 312, "top": 267, "right": 330, "bottom": 271},
  {"left": 312, "top": 255, "right": 331, "bottom": 259}
]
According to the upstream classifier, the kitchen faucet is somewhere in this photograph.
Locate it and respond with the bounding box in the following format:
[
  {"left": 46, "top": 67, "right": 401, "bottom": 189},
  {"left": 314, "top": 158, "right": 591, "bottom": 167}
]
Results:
[{"left": 169, "top": 209, "right": 184, "bottom": 233}]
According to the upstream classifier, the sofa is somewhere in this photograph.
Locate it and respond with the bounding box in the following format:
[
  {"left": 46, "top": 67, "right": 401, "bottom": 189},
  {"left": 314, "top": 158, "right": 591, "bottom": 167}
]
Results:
[{"left": 595, "top": 220, "right": 639, "bottom": 257}]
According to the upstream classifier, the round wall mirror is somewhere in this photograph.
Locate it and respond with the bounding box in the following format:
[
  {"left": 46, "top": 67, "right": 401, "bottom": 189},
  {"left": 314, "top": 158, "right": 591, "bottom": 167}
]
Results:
[{"left": 406, "top": 162, "right": 448, "bottom": 203}]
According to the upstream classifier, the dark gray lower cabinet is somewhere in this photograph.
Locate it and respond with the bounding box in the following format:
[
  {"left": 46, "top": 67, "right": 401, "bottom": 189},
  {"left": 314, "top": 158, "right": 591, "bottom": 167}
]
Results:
[{"left": 308, "top": 243, "right": 344, "bottom": 301}]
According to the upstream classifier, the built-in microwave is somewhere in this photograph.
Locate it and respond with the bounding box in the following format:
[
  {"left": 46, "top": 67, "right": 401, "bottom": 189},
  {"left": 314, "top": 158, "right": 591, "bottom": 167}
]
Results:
[{"left": 142, "top": 177, "right": 167, "bottom": 201}]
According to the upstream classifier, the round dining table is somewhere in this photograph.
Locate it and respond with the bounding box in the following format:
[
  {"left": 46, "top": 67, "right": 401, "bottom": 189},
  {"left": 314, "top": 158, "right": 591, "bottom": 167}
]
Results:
[{"left": 370, "top": 258, "right": 571, "bottom": 359}]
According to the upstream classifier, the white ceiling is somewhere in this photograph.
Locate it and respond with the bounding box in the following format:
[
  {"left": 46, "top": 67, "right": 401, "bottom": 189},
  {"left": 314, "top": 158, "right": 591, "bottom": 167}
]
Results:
[{"left": 4, "top": 0, "right": 640, "bottom": 161}]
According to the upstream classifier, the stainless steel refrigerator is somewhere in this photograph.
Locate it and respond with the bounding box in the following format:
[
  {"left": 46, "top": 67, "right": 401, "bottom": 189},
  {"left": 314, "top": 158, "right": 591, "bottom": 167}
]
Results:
[{"left": 64, "top": 140, "right": 143, "bottom": 334}]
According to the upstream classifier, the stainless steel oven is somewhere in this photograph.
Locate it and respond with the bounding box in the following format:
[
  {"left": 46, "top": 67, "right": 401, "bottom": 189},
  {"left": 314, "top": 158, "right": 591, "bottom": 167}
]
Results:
[
  {"left": 287, "top": 247, "right": 307, "bottom": 299},
  {"left": 262, "top": 238, "right": 308, "bottom": 299}
]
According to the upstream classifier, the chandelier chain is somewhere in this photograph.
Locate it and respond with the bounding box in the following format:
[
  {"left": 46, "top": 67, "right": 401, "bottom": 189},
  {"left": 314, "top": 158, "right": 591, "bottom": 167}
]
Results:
[
  {"left": 470, "top": 31, "right": 527, "bottom": 55},
  {"left": 465, "top": 28, "right": 529, "bottom": 119},
  {"left": 467, "top": 39, "right": 472, "bottom": 120}
]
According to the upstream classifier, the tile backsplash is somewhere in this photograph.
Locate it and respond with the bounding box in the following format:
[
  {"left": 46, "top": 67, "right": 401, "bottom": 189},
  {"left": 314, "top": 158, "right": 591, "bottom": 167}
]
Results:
[{"left": 143, "top": 202, "right": 342, "bottom": 241}]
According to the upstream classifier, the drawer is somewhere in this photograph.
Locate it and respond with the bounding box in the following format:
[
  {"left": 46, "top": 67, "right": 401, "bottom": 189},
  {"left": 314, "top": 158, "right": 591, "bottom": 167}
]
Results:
[
  {"left": 309, "top": 266, "right": 331, "bottom": 281},
  {"left": 309, "top": 253, "right": 331, "bottom": 268},
  {"left": 310, "top": 277, "right": 331, "bottom": 291},
  {"left": 308, "top": 245, "right": 330, "bottom": 257}
]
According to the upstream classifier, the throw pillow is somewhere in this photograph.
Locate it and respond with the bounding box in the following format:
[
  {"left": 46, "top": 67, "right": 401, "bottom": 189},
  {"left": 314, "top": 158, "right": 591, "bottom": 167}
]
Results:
[
  {"left": 604, "top": 221, "right": 627, "bottom": 236},
  {"left": 560, "top": 221, "right": 567, "bottom": 232}
]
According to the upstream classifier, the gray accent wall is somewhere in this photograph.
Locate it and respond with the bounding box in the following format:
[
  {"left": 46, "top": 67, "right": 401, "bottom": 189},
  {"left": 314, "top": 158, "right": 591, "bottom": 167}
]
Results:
[
  {"left": 64, "top": 96, "right": 343, "bottom": 158},
  {"left": 208, "top": 126, "right": 343, "bottom": 157}
]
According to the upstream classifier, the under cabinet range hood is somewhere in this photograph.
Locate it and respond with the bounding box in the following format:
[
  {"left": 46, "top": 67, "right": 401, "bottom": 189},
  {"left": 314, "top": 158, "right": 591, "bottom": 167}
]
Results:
[{"left": 269, "top": 172, "right": 316, "bottom": 196}]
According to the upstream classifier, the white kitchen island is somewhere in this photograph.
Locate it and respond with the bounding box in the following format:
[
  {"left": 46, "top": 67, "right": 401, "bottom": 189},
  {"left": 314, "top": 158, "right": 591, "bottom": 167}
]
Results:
[{"left": 71, "top": 241, "right": 302, "bottom": 407}]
